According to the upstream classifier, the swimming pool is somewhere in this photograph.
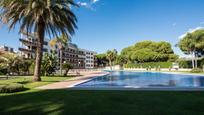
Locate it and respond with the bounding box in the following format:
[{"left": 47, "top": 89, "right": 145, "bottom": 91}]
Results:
[{"left": 75, "top": 71, "right": 204, "bottom": 89}]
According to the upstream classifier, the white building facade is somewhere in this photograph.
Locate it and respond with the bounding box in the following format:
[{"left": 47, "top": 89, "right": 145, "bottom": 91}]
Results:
[
  {"left": 80, "top": 49, "right": 97, "bottom": 69},
  {"left": 18, "top": 32, "right": 97, "bottom": 69},
  {"left": 0, "top": 45, "right": 14, "bottom": 53},
  {"left": 19, "top": 32, "right": 51, "bottom": 58}
]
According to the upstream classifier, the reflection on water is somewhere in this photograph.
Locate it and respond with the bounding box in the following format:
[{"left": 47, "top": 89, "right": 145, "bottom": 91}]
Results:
[{"left": 77, "top": 71, "right": 204, "bottom": 88}]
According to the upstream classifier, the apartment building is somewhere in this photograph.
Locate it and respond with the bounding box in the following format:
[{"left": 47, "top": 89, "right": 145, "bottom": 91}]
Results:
[
  {"left": 80, "top": 49, "right": 97, "bottom": 69},
  {"left": 0, "top": 45, "right": 14, "bottom": 53},
  {"left": 60, "top": 45, "right": 97, "bottom": 69},
  {"left": 19, "top": 32, "right": 50, "bottom": 59},
  {"left": 18, "top": 32, "right": 97, "bottom": 69},
  {"left": 61, "top": 43, "right": 86, "bottom": 69}
]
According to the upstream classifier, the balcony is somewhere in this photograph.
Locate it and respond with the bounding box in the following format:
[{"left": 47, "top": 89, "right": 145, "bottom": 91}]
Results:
[
  {"left": 19, "top": 47, "right": 48, "bottom": 53},
  {"left": 19, "top": 38, "right": 48, "bottom": 46},
  {"left": 18, "top": 48, "right": 34, "bottom": 53},
  {"left": 19, "top": 38, "right": 37, "bottom": 47}
]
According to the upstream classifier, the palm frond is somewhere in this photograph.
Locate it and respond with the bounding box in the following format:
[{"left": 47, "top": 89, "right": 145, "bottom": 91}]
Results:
[{"left": 0, "top": 0, "right": 77, "bottom": 38}]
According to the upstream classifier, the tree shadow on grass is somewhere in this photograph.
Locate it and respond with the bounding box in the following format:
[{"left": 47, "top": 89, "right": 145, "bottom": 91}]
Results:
[
  {"left": 0, "top": 90, "right": 68, "bottom": 115},
  {"left": 16, "top": 81, "right": 31, "bottom": 84},
  {"left": 0, "top": 90, "right": 204, "bottom": 115},
  {"left": 16, "top": 80, "right": 65, "bottom": 85}
]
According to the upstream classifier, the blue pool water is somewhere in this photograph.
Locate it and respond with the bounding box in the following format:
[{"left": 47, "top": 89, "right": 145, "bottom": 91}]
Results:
[{"left": 76, "top": 71, "right": 204, "bottom": 88}]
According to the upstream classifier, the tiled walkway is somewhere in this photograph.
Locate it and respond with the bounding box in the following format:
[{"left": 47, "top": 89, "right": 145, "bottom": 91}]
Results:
[{"left": 37, "top": 72, "right": 109, "bottom": 90}]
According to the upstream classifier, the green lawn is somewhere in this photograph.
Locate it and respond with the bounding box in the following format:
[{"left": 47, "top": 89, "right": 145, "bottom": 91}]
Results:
[
  {"left": 0, "top": 90, "right": 204, "bottom": 115},
  {"left": 0, "top": 76, "right": 72, "bottom": 89},
  {"left": 1, "top": 76, "right": 204, "bottom": 115}
]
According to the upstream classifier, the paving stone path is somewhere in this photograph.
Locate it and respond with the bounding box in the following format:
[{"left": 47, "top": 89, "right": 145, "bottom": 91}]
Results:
[{"left": 37, "top": 72, "right": 109, "bottom": 90}]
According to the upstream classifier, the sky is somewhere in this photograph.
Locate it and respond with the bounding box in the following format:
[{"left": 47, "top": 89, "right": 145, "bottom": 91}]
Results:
[{"left": 1, "top": 0, "right": 204, "bottom": 56}]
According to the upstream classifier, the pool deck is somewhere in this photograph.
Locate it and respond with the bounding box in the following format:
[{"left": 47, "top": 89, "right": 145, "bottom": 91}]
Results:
[{"left": 37, "top": 71, "right": 109, "bottom": 90}]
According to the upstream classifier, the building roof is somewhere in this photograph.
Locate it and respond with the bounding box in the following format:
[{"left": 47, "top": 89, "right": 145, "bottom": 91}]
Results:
[{"left": 79, "top": 48, "right": 97, "bottom": 54}]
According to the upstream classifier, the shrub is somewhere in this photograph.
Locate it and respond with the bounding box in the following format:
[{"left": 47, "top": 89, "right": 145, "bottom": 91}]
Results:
[
  {"left": 63, "top": 63, "right": 73, "bottom": 77},
  {"left": 0, "top": 66, "right": 7, "bottom": 75},
  {"left": 124, "top": 62, "right": 172, "bottom": 68},
  {"left": 199, "top": 58, "right": 204, "bottom": 68},
  {"left": 178, "top": 60, "right": 192, "bottom": 68},
  {"left": 177, "top": 58, "right": 204, "bottom": 68},
  {"left": 190, "top": 68, "right": 203, "bottom": 73},
  {"left": 0, "top": 83, "right": 26, "bottom": 93}
]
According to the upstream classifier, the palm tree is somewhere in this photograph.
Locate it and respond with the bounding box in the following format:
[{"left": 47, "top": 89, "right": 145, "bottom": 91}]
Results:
[
  {"left": 106, "top": 49, "right": 117, "bottom": 70},
  {"left": 50, "top": 34, "right": 71, "bottom": 75},
  {"left": 0, "top": 0, "right": 77, "bottom": 81},
  {"left": 0, "top": 52, "right": 21, "bottom": 75},
  {"left": 41, "top": 52, "right": 58, "bottom": 76}
]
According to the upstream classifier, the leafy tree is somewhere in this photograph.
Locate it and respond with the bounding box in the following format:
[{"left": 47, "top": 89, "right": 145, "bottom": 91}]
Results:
[
  {"left": 19, "top": 59, "right": 34, "bottom": 75},
  {"left": 120, "top": 46, "right": 134, "bottom": 62},
  {"left": 131, "top": 48, "right": 158, "bottom": 62},
  {"left": 178, "top": 29, "right": 204, "bottom": 68},
  {"left": 178, "top": 33, "right": 196, "bottom": 68},
  {"left": 0, "top": 0, "right": 78, "bottom": 81},
  {"left": 50, "top": 34, "right": 71, "bottom": 75},
  {"left": 115, "top": 55, "right": 128, "bottom": 66},
  {"left": 168, "top": 54, "right": 179, "bottom": 62},
  {"left": 121, "top": 41, "right": 176, "bottom": 63},
  {"left": 96, "top": 54, "right": 109, "bottom": 67},
  {"left": 106, "top": 49, "right": 117, "bottom": 70},
  {"left": 62, "top": 63, "right": 73, "bottom": 77},
  {"left": 155, "top": 41, "right": 174, "bottom": 54}
]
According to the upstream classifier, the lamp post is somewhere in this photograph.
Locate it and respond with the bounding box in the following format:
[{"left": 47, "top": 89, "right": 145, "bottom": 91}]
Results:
[
  {"left": 78, "top": 61, "right": 81, "bottom": 75},
  {"left": 78, "top": 61, "right": 81, "bottom": 67}
]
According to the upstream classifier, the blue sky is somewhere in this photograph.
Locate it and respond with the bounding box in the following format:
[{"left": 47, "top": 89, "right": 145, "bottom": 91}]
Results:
[{"left": 1, "top": 0, "right": 204, "bottom": 56}]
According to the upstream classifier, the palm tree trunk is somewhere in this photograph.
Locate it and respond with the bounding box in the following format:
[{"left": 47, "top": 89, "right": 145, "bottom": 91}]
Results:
[
  {"left": 60, "top": 49, "right": 63, "bottom": 75},
  {"left": 33, "top": 18, "right": 45, "bottom": 81}
]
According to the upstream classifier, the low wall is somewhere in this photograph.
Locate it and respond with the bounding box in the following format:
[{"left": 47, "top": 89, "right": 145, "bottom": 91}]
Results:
[
  {"left": 102, "top": 65, "right": 192, "bottom": 72},
  {"left": 105, "top": 65, "right": 122, "bottom": 71}
]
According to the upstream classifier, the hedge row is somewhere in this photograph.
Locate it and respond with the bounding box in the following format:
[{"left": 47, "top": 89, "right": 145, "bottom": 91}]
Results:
[
  {"left": 124, "top": 62, "right": 173, "bottom": 68},
  {"left": 0, "top": 83, "right": 26, "bottom": 93}
]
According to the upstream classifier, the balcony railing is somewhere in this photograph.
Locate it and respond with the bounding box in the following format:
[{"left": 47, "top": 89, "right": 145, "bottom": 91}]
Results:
[
  {"left": 19, "top": 38, "right": 37, "bottom": 46},
  {"left": 19, "top": 47, "right": 48, "bottom": 53},
  {"left": 18, "top": 48, "right": 34, "bottom": 53},
  {"left": 19, "top": 38, "right": 48, "bottom": 46}
]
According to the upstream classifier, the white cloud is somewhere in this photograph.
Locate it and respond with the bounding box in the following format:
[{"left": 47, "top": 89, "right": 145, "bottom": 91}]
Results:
[
  {"left": 77, "top": 0, "right": 100, "bottom": 10},
  {"left": 78, "top": 2, "right": 88, "bottom": 6},
  {"left": 92, "top": 0, "right": 100, "bottom": 3},
  {"left": 178, "top": 34, "right": 187, "bottom": 40},
  {"left": 178, "top": 27, "right": 204, "bottom": 39}
]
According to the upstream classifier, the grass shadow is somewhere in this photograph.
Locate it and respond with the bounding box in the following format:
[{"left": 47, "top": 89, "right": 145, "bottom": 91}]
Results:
[
  {"left": 1, "top": 90, "right": 204, "bottom": 115},
  {"left": 16, "top": 81, "right": 31, "bottom": 84}
]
